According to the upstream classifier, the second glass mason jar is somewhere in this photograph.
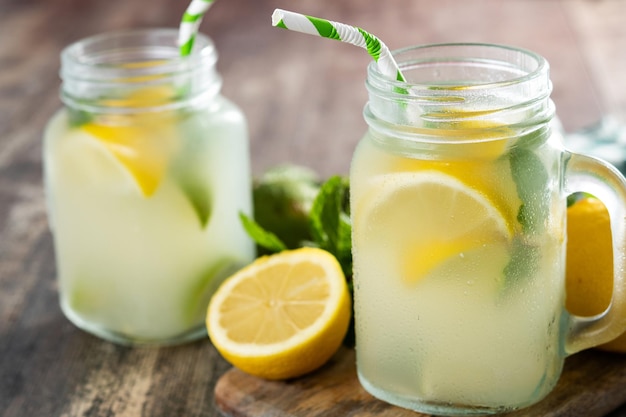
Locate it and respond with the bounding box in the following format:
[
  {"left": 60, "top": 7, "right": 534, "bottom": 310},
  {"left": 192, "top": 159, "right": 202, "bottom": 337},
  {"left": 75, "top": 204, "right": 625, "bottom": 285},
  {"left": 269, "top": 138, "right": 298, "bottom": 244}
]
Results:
[
  {"left": 43, "top": 29, "right": 255, "bottom": 346},
  {"left": 350, "top": 43, "right": 626, "bottom": 414}
]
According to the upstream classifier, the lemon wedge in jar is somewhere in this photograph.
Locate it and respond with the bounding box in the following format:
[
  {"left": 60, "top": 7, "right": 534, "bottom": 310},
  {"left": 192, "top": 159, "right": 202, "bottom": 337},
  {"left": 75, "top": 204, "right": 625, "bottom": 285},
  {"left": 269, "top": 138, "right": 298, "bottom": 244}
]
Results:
[
  {"left": 354, "top": 171, "right": 513, "bottom": 285},
  {"left": 81, "top": 85, "right": 178, "bottom": 197}
]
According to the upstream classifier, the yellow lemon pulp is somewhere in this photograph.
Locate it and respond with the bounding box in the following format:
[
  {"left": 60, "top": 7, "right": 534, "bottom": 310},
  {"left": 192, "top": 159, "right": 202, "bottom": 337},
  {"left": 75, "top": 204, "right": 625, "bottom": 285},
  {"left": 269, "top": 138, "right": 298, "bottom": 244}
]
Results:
[
  {"left": 378, "top": 118, "right": 521, "bottom": 233},
  {"left": 565, "top": 197, "right": 613, "bottom": 316},
  {"left": 81, "top": 85, "right": 179, "bottom": 197},
  {"left": 403, "top": 238, "right": 492, "bottom": 281},
  {"left": 564, "top": 197, "right": 625, "bottom": 352},
  {"left": 356, "top": 171, "right": 513, "bottom": 285},
  {"left": 207, "top": 247, "right": 351, "bottom": 380}
]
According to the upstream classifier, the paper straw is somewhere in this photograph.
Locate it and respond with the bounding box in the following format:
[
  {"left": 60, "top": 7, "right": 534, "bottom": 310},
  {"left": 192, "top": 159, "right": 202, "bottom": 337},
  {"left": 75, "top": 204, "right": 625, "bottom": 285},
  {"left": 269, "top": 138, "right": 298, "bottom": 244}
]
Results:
[
  {"left": 178, "top": 0, "right": 216, "bottom": 56},
  {"left": 272, "top": 9, "right": 406, "bottom": 82}
]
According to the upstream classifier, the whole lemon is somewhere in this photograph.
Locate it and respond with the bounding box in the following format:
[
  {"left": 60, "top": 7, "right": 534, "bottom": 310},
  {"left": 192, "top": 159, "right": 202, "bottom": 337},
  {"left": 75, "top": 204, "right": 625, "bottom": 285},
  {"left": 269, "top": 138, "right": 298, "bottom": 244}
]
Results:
[{"left": 565, "top": 196, "right": 626, "bottom": 352}]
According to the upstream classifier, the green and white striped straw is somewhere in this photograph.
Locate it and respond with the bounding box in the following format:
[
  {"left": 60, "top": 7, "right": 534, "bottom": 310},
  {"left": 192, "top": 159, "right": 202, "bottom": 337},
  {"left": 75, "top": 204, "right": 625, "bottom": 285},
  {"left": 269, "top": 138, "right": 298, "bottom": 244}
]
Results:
[
  {"left": 178, "top": 0, "right": 216, "bottom": 56},
  {"left": 271, "top": 9, "right": 406, "bottom": 82}
]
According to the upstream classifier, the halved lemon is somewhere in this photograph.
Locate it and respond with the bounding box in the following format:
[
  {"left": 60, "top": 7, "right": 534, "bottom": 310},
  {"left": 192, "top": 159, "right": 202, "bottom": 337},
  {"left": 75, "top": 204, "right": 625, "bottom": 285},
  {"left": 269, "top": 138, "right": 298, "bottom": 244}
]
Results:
[
  {"left": 206, "top": 247, "right": 351, "bottom": 380},
  {"left": 353, "top": 171, "right": 513, "bottom": 285}
]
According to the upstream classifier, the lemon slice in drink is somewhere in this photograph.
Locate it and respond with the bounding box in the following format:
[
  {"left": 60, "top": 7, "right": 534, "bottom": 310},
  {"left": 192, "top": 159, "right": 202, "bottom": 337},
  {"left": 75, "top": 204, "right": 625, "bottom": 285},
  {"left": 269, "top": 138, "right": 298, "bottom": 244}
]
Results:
[
  {"left": 81, "top": 86, "right": 178, "bottom": 197},
  {"left": 382, "top": 118, "right": 520, "bottom": 228},
  {"left": 207, "top": 247, "right": 351, "bottom": 380},
  {"left": 354, "top": 171, "right": 513, "bottom": 285}
]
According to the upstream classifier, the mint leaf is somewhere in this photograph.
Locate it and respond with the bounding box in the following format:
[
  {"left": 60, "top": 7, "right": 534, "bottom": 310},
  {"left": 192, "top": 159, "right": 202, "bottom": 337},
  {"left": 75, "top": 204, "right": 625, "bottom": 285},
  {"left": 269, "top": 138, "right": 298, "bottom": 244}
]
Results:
[
  {"left": 177, "top": 177, "right": 212, "bottom": 227},
  {"left": 309, "top": 176, "right": 352, "bottom": 277},
  {"left": 252, "top": 165, "right": 320, "bottom": 249},
  {"left": 336, "top": 212, "right": 353, "bottom": 279},
  {"left": 310, "top": 176, "right": 343, "bottom": 249},
  {"left": 509, "top": 145, "right": 549, "bottom": 234},
  {"left": 68, "top": 108, "right": 93, "bottom": 127},
  {"left": 171, "top": 168, "right": 212, "bottom": 228},
  {"left": 503, "top": 236, "right": 541, "bottom": 287},
  {"left": 184, "top": 257, "right": 239, "bottom": 323},
  {"left": 505, "top": 130, "right": 550, "bottom": 293},
  {"left": 239, "top": 212, "right": 287, "bottom": 253},
  {"left": 171, "top": 116, "right": 215, "bottom": 228}
]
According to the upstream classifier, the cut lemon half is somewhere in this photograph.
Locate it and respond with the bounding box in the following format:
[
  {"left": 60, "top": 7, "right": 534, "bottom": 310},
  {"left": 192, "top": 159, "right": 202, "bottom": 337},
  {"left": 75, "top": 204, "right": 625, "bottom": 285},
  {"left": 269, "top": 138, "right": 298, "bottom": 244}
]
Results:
[
  {"left": 206, "top": 247, "right": 351, "bottom": 380},
  {"left": 353, "top": 171, "right": 513, "bottom": 285}
]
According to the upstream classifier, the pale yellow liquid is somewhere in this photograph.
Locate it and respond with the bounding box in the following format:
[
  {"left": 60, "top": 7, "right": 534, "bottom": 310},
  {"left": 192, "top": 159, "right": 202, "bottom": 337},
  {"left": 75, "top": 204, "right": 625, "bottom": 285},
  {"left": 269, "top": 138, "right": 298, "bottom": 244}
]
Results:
[
  {"left": 351, "top": 131, "right": 566, "bottom": 413},
  {"left": 44, "top": 97, "right": 255, "bottom": 344}
]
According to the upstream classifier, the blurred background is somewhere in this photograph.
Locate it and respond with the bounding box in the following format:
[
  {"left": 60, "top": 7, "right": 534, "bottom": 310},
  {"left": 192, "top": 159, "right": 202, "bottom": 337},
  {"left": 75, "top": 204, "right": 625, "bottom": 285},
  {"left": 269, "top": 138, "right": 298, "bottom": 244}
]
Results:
[{"left": 1, "top": 0, "right": 625, "bottom": 179}]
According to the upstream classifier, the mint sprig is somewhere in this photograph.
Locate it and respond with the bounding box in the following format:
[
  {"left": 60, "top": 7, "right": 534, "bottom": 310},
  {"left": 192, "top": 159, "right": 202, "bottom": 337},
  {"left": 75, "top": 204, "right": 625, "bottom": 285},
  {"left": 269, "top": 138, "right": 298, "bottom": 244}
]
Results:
[
  {"left": 503, "top": 236, "right": 541, "bottom": 290},
  {"left": 68, "top": 108, "right": 94, "bottom": 127},
  {"left": 504, "top": 127, "right": 551, "bottom": 289},
  {"left": 309, "top": 176, "right": 352, "bottom": 278},
  {"left": 508, "top": 127, "right": 551, "bottom": 235},
  {"left": 173, "top": 170, "right": 213, "bottom": 227},
  {"left": 509, "top": 146, "right": 549, "bottom": 235},
  {"left": 240, "top": 175, "right": 352, "bottom": 278}
]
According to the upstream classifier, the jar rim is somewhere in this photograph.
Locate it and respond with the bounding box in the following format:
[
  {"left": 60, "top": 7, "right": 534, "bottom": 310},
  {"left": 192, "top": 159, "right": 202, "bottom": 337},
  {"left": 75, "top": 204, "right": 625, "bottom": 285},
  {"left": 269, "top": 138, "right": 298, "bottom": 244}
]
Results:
[
  {"left": 367, "top": 42, "right": 549, "bottom": 92},
  {"left": 364, "top": 43, "right": 555, "bottom": 144},
  {"left": 60, "top": 28, "right": 221, "bottom": 113},
  {"left": 61, "top": 28, "right": 217, "bottom": 83}
]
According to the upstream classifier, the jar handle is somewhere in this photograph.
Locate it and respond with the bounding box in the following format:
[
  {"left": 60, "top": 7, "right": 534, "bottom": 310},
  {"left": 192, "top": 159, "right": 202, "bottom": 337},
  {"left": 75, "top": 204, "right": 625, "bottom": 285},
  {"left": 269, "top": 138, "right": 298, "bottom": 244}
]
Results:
[{"left": 564, "top": 152, "right": 626, "bottom": 354}]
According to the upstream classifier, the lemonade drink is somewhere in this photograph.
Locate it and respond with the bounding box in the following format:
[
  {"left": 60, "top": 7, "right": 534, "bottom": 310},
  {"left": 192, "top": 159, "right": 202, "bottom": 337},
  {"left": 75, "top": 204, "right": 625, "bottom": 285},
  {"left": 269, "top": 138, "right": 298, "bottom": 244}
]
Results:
[
  {"left": 351, "top": 128, "right": 565, "bottom": 413},
  {"left": 43, "top": 30, "right": 255, "bottom": 345},
  {"left": 350, "top": 43, "right": 626, "bottom": 415}
]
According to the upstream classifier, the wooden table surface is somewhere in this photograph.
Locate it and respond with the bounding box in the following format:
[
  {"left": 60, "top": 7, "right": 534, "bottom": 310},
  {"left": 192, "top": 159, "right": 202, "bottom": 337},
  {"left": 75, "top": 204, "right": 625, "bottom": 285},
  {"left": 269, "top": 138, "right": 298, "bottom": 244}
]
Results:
[{"left": 1, "top": 0, "right": 626, "bottom": 416}]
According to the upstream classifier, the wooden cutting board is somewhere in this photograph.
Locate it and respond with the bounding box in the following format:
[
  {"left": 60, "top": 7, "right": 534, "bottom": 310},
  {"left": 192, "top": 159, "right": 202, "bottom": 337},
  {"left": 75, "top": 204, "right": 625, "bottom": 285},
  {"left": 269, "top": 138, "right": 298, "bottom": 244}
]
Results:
[{"left": 214, "top": 347, "right": 626, "bottom": 417}]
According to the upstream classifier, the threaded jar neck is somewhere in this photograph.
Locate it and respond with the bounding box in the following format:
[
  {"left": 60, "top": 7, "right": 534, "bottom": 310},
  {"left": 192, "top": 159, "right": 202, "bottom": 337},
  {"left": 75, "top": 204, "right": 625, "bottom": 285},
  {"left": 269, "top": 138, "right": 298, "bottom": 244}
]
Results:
[
  {"left": 60, "top": 29, "right": 221, "bottom": 114},
  {"left": 364, "top": 43, "right": 555, "bottom": 143}
]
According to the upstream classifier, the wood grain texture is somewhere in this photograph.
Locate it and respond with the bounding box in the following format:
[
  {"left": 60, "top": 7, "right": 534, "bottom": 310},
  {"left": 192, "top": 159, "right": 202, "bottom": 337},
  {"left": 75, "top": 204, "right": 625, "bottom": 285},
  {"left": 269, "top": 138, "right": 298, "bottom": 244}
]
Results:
[{"left": 0, "top": 0, "right": 625, "bottom": 416}]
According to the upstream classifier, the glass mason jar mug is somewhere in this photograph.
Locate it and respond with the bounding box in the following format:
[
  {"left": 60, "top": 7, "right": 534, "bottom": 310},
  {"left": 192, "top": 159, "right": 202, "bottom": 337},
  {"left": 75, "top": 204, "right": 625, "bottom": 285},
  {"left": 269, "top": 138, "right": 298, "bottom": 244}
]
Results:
[
  {"left": 350, "top": 43, "right": 626, "bottom": 415},
  {"left": 43, "top": 29, "right": 255, "bottom": 346}
]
